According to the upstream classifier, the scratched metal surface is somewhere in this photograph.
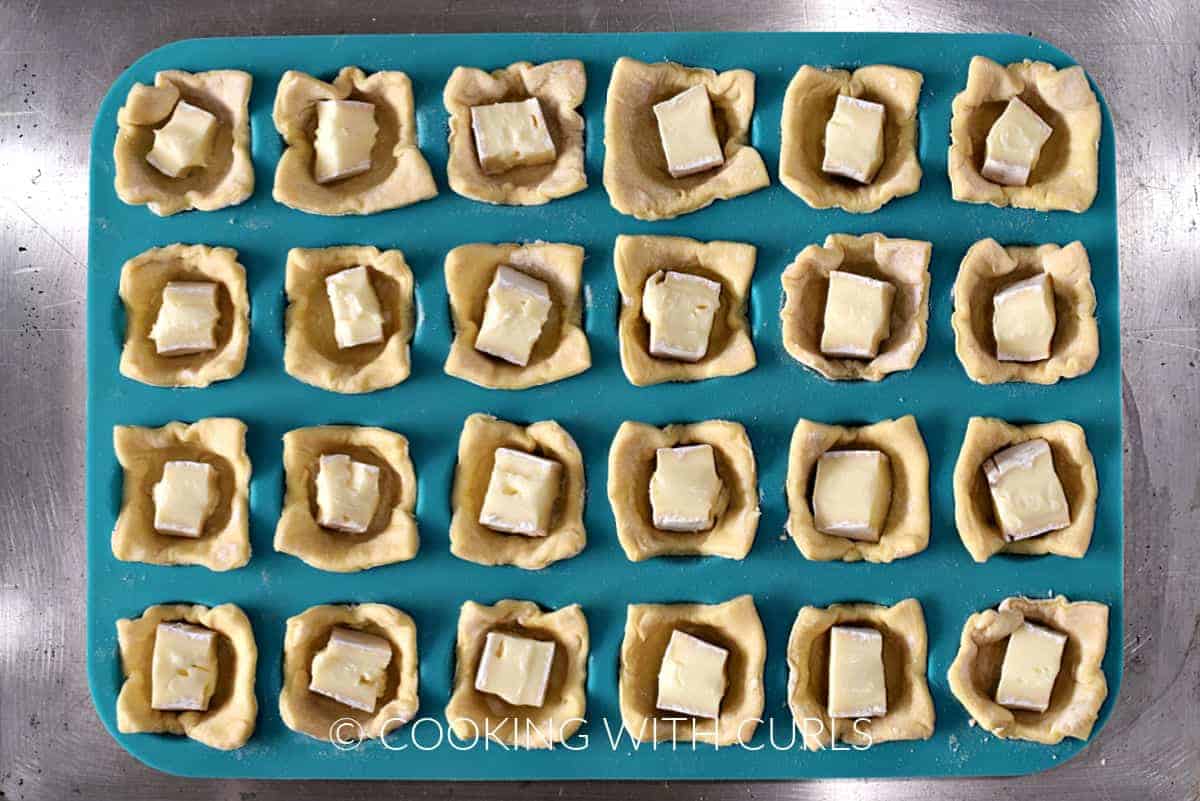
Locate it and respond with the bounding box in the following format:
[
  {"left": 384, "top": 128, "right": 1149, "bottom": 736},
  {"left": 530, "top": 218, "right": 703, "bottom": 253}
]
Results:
[{"left": 0, "top": 0, "right": 1196, "bottom": 799}]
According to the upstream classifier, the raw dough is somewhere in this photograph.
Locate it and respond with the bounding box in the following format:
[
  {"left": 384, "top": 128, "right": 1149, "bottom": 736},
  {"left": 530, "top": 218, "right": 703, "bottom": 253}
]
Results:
[
  {"left": 445, "top": 600, "right": 588, "bottom": 749},
  {"left": 947, "top": 595, "right": 1109, "bottom": 743},
  {"left": 274, "top": 425, "right": 418, "bottom": 572},
  {"left": 949, "top": 56, "right": 1101, "bottom": 212},
  {"left": 953, "top": 238, "right": 1099, "bottom": 384},
  {"left": 118, "top": 244, "right": 249, "bottom": 388},
  {"left": 450, "top": 414, "right": 585, "bottom": 570},
  {"left": 112, "top": 418, "right": 251, "bottom": 571},
  {"left": 444, "top": 242, "right": 590, "bottom": 389},
  {"left": 273, "top": 67, "right": 437, "bottom": 215},
  {"left": 444, "top": 60, "right": 586, "bottom": 205},
  {"left": 780, "top": 65, "right": 923, "bottom": 213},
  {"left": 619, "top": 594, "right": 765, "bottom": 745},
  {"left": 786, "top": 415, "right": 930, "bottom": 563},
  {"left": 116, "top": 603, "right": 257, "bottom": 750},
  {"left": 284, "top": 246, "right": 415, "bottom": 394},
  {"left": 114, "top": 70, "right": 253, "bottom": 216},
  {"left": 782, "top": 233, "right": 931, "bottom": 381},
  {"left": 608, "top": 420, "right": 759, "bottom": 561},
  {"left": 954, "top": 417, "right": 1097, "bottom": 562},
  {"left": 786, "top": 598, "right": 934, "bottom": 750},
  {"left": 615, "top": 235, "right": 756, "bottom": 386},
  {"left": 603, "top": 57, "right": 769, "bottom": 220},
  {"left": 280, "top": 604, "right": 419, "bottom": 742}
]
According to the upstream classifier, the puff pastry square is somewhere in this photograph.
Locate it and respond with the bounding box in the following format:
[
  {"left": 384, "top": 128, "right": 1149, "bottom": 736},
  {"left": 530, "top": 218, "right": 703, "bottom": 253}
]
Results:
[
  {"left": 603, "top": 57, "right": 769, "bottom": 220},
  {"left": 273, "top": 67, "right": 438, "bottom": 215}
]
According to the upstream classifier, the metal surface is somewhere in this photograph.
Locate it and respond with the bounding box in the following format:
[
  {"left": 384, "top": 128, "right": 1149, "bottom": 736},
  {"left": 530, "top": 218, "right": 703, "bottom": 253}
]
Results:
[{"left": 0, "top": 0, "right": 1195, "bottom": 798}]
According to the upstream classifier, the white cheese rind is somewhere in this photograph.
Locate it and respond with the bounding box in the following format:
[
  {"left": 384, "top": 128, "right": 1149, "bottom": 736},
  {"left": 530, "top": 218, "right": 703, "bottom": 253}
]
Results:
[
  {"left": 325, "top": 266, "right": 385, "bottom": 349},
  {"left": 642, "top": 270, "right": 722, "bottom": 363},
  {"left": 146, "top": 100, "right": 219, "bottom": 178},
  {"left": 827, "top": 625, "right": 888, "bottom": 718},
  {"left": 313, "top": 99, "right": 379, "bottom": 184},
  {"left": 820, "top": 270, "right": 896, "bottom": 359},
  {"left": 995, "top": 621, "right": 1067, "bottom": 712},
  {"left": 983, "top": 438, "right": 1071, "bottom": 541},
  {"left": 656, "top": 629, "right": 729, "bottom": 719},
  {"left": 812, "top": 449, "right": 892, "bottom": 542},
  {"left": 151, "top": 622, "right": 219, "bottom": 712},
  {"left": 473, "top": 265, "right": 554, "bottom": 367},
  {"left": 822, "top": 94, "right": 887, "bottom": 184},
  {"left": 981, "top": 97, "right": 1053, "bottom": 187},
  {"left": 315, "top": 453, "right": 382, "bottom": 535},
  {"left": 149, "top": 281, "right": 220, "bottom": 356},
  {"left": 652, "top": 85, "right": 726, "bottom": 178},
  {"left": 649, "top": 444, "right": 724, "bottom": 532},
  {"left": 308, "top": 626, "right": 394, "bottom": 713},
  {"left": 992, "top": 273, "right": 1057, "bottom": 362},
  {"left": 470, "top": 98, "right": 557, "bottom": 175},
  {"left": 474, "top": 631, "right": 556, "bottom": 707},
  {"left": 478, "top": 447, "right": 562, "bottom": 536},
  {"left": 152, "top": 460, "right": 217, "bottom": 538}
]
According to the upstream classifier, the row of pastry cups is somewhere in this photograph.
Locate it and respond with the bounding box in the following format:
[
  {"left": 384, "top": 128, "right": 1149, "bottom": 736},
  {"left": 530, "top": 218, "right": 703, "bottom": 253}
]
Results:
[
  {"left": 116, "top": 234, "right": 1100, "bottom": 394},
  {"left": 114, "top": 593, "right": 1111, "bottom": 753},
  {"left": 113, "top": 55, "right": 1102, "bottom": 220},
  {"left": 110, "top": 412, "right": 1098, "bottom": 575}
]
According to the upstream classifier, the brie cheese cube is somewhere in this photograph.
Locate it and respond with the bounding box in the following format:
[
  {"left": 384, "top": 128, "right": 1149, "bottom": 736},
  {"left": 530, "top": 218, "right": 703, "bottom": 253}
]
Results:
[
  {"left": 983, "top": 438, "right": 1071, "bottom": 542},
  {"left": 474, "top": 631, "right": 556, "bottom": 707},
  {"left": 649, "top": 444, "right": 725, "bottom": 532},
  {"left": 315, "top": 454, "right": 382, "bottom": 535},
  {"left": 812, "top": 450, "right": 892, "bottom": 542},
  {"left": 470, "top": 98, "right": 557, "bottom": 175},
  {"left": 313, "top": 99, "right": 379, "bottom": 184},
  {"left": 820, "top": 270, "right": 896, "bottom": 359},
  {"left": 308, "top": 626, "right": 393, "bottom": 713},
  {"left": 325, "top": 266, "right": 385, "bottom": 349},
  {"left": 827, "top": 625, "right": 888, "bottom": 718},
  {"left": 656, "top": 629, "right": 728, "bottom": 719},
  {"left": 993, "top": 273, "right": 1057, "bottom": 362},
  {"left": 473, "top": 265, "right": 553, "bottom": 367},
  {"left": 145, "top": 100, "right": 219, "bottom": 178},
  {"left": 642, "top": 270, "right": 722, "bottom": 363},
  {"left": 479, "top": 448, "right": 562, "bottom": 536},
  {"left": 152, "top": 460, "right": 217, "bottom": 538},
  {"left": 149, "top": 281, "right": 220, "bottom": 356},
  {"left": 151, "top": 622, "right": 219, "bottom": 712},
  {"left": 995, "top": 621, "right": 1067, "bottom": 712},
  {"left": 822, "top": 94, "right": 887, "bottom": 184},
  {"left": 652, "top": 85, "right": 725, "bottom": 178},
  {"left": 982, "top": 97, "right": 1053, "bottom": 186}
]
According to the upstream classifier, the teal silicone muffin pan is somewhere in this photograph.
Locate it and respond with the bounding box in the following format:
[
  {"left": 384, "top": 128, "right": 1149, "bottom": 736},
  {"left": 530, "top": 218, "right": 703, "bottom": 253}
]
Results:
[{"left": 86, "top": 31, "right": 1122, "bottom": 780}]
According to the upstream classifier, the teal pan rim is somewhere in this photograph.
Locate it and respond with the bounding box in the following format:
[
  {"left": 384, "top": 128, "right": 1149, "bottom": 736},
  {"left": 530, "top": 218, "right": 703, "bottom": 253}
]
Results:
[{"left": 86, "top": 31, "right": 1123, "bottom": 780}]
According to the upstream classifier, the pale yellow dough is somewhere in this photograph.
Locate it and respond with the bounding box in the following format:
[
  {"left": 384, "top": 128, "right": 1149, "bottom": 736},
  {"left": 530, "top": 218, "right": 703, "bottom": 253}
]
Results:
[
  {"left": 273, "top": 67, "right": 437, "bottom": 215},
  {"left": 279, "top": 604, "right": 419, "bottom": 742},
  {"left": 114, "top": 70, "right": 254, "bottom": 216},
  {"left": 786, "top": 598, "right": 934, "bottom": 750},
  {"left": 619, "top": 594, "right": 765, "bottom": 746},
  {"left": 949, "top": 56, "right": 1101, "bottom": 212},
  {"left": 786, "top": 415, "right": 930, "bottom": 563},
  {"left": 952, "top": 239, "right": 1099, "bottom": 385},
  {"left": 450, "top": 414, "right": 586, "bottom": 570},
  {"left": 954, "top": 417, "right": 1098, "bottom": 562},
  {"left": 112, "top": 418, "right": 251, "bottom": 571},
  {"left": 443, "top": 242, "right": 590, "bottom": 389},
  {"left": 116, "top": 603, "right": 257, "bottom": 750},
  {"left": 608, "top": 420, "right": 759, "bottom": 561},
  {"left": 780, "top": 65, "right": 923, "bottom": 213},
  {"left": 445, "top": 600, "right": 588, "bottom": 749},
  {"left": 603, "top": 57, "right": 769, "bottom": 220},
  {"left": 118, "top": 244, "right": 249, "bottom": 388},
  {"left": 948, "top": 595, "right": 1109, "bottom": 744},
  {"left": 444, "top": 60, "right": 586, "bottom": 205},
  {"left": 284, "top": 246, "right": 415, "bottom": 394},
  {"left": 274, "top": 425, "right": 418, "bottom": 572},
  {"left": 615, "top": 234, "right": 756, "bottom": 386}
]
